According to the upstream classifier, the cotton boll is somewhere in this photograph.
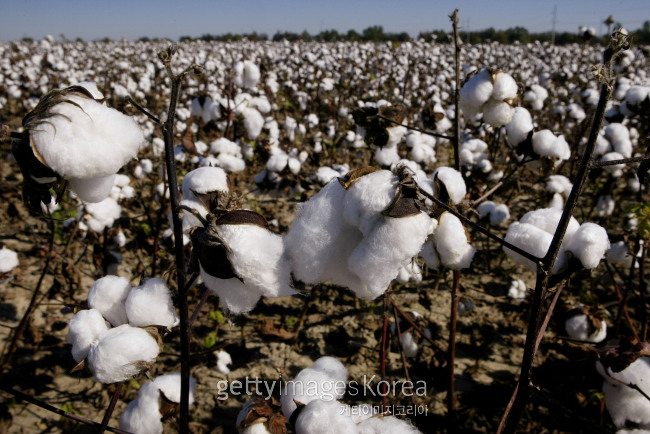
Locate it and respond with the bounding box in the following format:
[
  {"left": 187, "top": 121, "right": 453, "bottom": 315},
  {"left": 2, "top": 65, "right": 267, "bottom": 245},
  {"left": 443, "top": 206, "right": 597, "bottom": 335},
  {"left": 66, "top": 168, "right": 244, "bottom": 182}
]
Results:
[
  {"left": 565, "top": 314, "right": 607, "bottom": 342},
  {"left": 285, "top": 180, "right": 364, "bottom": 290},
  {"left": 68, "top": 174, "right": 116, "bottom": 203},
  {"left": 506, "top": 107, "right": 533, "bottom": 146},
  {"left": 87, "top": 275, "right": 132, "bottom": 326},
  {"left": 267, "top": 153, "right": 288, "bottom": 172},
  {"left": 375, "top": 146, "right": 401, "bottom": 167},
  {"left": 565, "top": 223, "right": 610, "bottom": 269},
  {"left": 532, "top": 130, "right": 571, "bottom": 161},
  {"left": 396, "top": 261, "right": 423, "bottom": 284},
  {"left": 343, "top": 170, "right": 396, "bottom": 235},
  {"left": 118, "top": 381, "right": 163, "bottom": 434},
  {"left": 490, "top": 204, "right": 510, "bottom": 226},
  {"left": 419, "top": 236, "right": 440, "bottom": 269},
  {"left": 216, "top": 350, "right": 232, "bottom": 374},
  {"left": 182, "top": 166, "right": 229, "bottom": 202},
  {"left": 508, "top": 279, "right": 527, "bottom": 300},
  {"left": 357, "top": 415, "right": 422, "bottom": 433},
  {"left": 548, "top": 193, "right": 564, "bottom": 209},
  {"left": 432, "top": 167, "right": 466, "bottom": 205},
  {"left": 312, "top": 356, "right": 348, "bottom": 383},
  {"left": 546, "top": 175, "right": 573, "bottom": 196},
  {"left": 348, "top": 211, "right": 433, "bottom": 299},
  {"left": 492, "top": 72, "right": 518, "bottom": 101},
  {"left": 126, "top": 278, "right": 179, "bottom": 328},
  {"left": 597, "top": 195, "right": 615, "bottom": 217},
  {"left": 519, "top": 208, "right": 580, "bottom": 242},
  {"left": 153, "top": 372, "right": 196, "bottom": 405},
  {"left": 29, "top": 91, "right": 146, "bottom": 180},
  {"left": 243, "top": 107, "right": 264, "bottom": 139},
  {"left": 315, "top": 167, "right": 341, "bottom": 185},
  {"left": 459, "top": 69, "right": 493, "bottom": 119},
  {"left": 0, "top": 248, "right": 19, "bottom": 273},
  {"left": 476, "top": 201, "right": 495, "bottom": 219},
  {"left": 217, "top": 153, "right": 246, "bottom": 172},
  {"left": 295, "top": 400, "right": 357, "bottom": 434},
  {"left": 483, "top": 99, "right": 514, "bottom": 127},
  {"left": 87, "top": 324, "right": 160, "bottom": 383},
  {"left": 601, "top": 152, "right": 626, "bottom": 177},
  {"left": 504, "top": 222, "right": 562, "bottom": 272},
  {"left": 201, "top": 269, "right": 263, "bottom": 314},
  {"left": 67, "top": 309, "right": 109, "bottom": 363},
  {"left": 85, "top": 197, "right": 122, "bottom": 233},
  {"left": 434, "top": 212, "right": 475, "bottom": 269},
  {"left": 607, "top": 241, "right": 632, "bottom": 266}
]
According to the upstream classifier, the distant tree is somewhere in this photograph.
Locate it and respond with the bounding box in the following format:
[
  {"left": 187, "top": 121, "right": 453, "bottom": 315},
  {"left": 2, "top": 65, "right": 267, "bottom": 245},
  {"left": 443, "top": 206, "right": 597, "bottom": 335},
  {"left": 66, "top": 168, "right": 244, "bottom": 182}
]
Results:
[{"left": 362, "top": 25, "right": 385, "bottom": 42}]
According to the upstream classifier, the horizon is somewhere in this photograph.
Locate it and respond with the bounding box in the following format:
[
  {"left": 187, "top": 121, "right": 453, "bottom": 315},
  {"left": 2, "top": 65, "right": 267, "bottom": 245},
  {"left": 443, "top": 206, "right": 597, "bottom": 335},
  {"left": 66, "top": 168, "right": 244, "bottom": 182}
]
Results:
[{"left": 1, "top": 0, "right": 648, "bottom": 43}]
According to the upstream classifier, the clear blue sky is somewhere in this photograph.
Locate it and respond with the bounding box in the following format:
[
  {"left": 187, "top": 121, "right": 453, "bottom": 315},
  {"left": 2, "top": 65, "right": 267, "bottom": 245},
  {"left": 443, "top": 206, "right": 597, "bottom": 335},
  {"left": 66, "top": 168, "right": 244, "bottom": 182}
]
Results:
[{"left": 1, "top": 0, "right": 648, "bottom": 41}]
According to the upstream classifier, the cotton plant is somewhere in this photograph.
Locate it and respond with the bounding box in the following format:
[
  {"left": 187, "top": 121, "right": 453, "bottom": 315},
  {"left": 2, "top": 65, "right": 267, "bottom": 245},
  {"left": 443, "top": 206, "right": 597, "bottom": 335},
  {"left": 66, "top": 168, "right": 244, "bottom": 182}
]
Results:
[
  {"left": 507, "top": 279, "right": 527, "bottom": 300},
  {"left": 12, "top": 81, "right": 146, "bottom": 212},
  {"left": 0, "top": 247, "right": 19, "bottom": 274},
  {"left": 476, "top": 201, "right": 510, "bottom": 226},
  {"left": 459, "top": 68, "right": 518, "bottom": 127},
  {"left": 391, "top": 311, "right": 431, "bottom": 358},
  {"left": 66, "top": 276, "right": 178, "bottom": 383},
  {"left": 119, "top": 373, "right": 197, "bottom": 434},
  {"left": 564, "top": 304, "right": 607, "bottom": 343},
  {"left": 545, "top": 175, "right": 573, "bottom": 209},
  {"left": 285, "top": 165, "right": 435, "bottom": 299}
]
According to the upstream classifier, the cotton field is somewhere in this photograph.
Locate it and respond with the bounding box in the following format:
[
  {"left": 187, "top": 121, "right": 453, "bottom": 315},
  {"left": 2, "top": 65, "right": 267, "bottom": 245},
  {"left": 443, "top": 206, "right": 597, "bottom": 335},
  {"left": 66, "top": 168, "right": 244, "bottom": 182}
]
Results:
[{"left": 0, "top": 27, "right": 648, "bottom": 433}]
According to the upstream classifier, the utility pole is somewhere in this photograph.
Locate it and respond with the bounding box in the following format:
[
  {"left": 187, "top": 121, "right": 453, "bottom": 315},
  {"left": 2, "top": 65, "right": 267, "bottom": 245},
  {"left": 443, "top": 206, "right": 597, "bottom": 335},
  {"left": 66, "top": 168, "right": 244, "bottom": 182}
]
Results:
[{"left": 551, "top": 4, "right": 557, "bottom": 45}]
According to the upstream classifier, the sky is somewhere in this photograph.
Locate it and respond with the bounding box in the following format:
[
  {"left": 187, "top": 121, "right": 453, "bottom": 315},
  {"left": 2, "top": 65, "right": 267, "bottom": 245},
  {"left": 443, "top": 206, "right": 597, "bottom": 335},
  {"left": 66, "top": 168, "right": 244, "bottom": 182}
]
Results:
[{"left": 0, "top": 0, "right": 648, "bottom": 42}]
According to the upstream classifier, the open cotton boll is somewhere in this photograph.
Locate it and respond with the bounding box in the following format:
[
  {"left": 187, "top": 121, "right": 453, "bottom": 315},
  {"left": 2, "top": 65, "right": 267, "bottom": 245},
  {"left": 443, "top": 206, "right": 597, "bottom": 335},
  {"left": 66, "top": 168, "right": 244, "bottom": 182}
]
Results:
[
  {"left": 285, "top": 180, "right": 364, "bottom": 290},
  {"left": 508, "top": 279, "right": 527, "bottom": 300},
  {"left": 601, "top": 152, "right": 626, "bottom": 177},
  {"left": 434, "top": 212, "right": 475, "bottom": 269},
  {"left": 215, "top": 223, "right": 294, "bottom": 299},
  {"left": 348, "top": 211, "right": 434, "bottom": 299},
  {"left": 375, "top": 146, "right": 401, "bottom": 167},
  {"left": 295, "top": 400, "right": 357, "bottom": 434},
  {"left": 182, "top": 166, "right": 229, "bottom": 201},
  {"left": 599, "top": 358, "right": 650, "bottom": 429},
  {"left": 315, "top": 166, "right": 341, "bottom": 185},
  {"left": 312, "top": 356, "right": 348, "bottom": 383},
  {"left": 396, "top": 261, "right": 423, "bottom": 284},
  {"left": 67, "top": 309, "right": 109, "bottom": 363},
  {"left": 234, "top": 60, "right": 261, "bottom": 89},
  {"left": 118, "top": 381, "right": 163, "bottom": 434},
  {"left": 490, "top": 204, "right": 510, "bottom": 226},
  {"left": 597, "top": 195, "right": 615, "bottom": 217},
  {"left": 29, "top": 91, "right": 146, "bottom": 181},
  {"left": 243, "top": 107, "right": 264, "bottom": 140},
  {"left": 87, "top": 324, "right": 160, "bottom": 383},
  {"left": 477, "top": 201, "right": 496, "bottom": 219},
  {"left": 180, "top": 199, "right": 208, "bottom": 233},
  {"left": 84, "top": 197, "right": 122, "bottom": 233},
  {"left": 0, "top": 248, "right": 19, "bottom": 273},
  {"left": 419, "top": 237, "right": 440, "bottom": 269},
  {"left": 126, "top": 278, "right": 179, "bottom": 328},
  {"left": 153, "top": 372, "right": 197, "bottom": 405},
  {"left": 216, "top": 153, "right": 246, "bottom": 173},
  {"left": 483, "top": 99, "right": 514, "bottom": 127},
  {"left": 432, "top": 167, "right": 466, "bottom": 205},
  {"left": 532, "top": 130, "right": 571, "bottom": 161},
  {"left": 281, "top": 368, "right": 346, "bottom": 419},
  {"left": 87, "top": 275, "right": 132, "bottom": 326},
  {"left": 492, "top": 71, "right": 518, "bottom": 101},
  {"left": 357, "top": 415, "right": 422, "bottom": 433},
  {"left": 565, "top": 314, "right": 607, "bottom": 343},
  {"left": 546, "top": 175, "right": 573, "bottom": 196},
  {"left": 459, "top": 69, "right": 493, "bottom": 119},
  {"left": 209, "top": 137, "right": 241, "bottom": 157},
  {"left": 216, "top": 350, "right": 232, "bottom": 374},
  {"left": 565, "top": 223, "right": 610, "bottom": 269},
  {"left": 506, "top": 107, "right": 533, "bottom": 146},
  {"left": 607, "top": 241, "right": 633, "bottom": 266}
]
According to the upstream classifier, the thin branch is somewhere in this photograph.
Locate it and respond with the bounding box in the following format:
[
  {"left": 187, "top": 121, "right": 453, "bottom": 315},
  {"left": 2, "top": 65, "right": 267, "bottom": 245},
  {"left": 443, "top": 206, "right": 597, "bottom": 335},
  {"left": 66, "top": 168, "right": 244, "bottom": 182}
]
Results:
[
  {"left": 590, "top": 155, "right": 649, "bottom": 168},
  {"left": 392, "top": 303, "right": 416, "bottom": 405},
  {"left": 450, "top": 8, "right": 462, "bottom": 172},
  {"left": 99, "top": 381, "right": 124, "bottom": 433},
  {"left": 375, "top": 114, "right": 453, "bottom": 141}
]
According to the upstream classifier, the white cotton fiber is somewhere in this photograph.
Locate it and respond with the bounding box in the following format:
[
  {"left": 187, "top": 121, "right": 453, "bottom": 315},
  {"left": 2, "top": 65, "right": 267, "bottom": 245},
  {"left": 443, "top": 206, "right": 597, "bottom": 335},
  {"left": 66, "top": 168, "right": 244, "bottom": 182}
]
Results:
[
  {"left": 67, "top": 309, "right": 109, "bottom": 363},
  {"left": 125, "top": 278, "right": 179, "bottom": 328},
  {"left": 281, "top": 368, "right": 346, "bottom": 419},
  {"left": 87, "top": 324, "right": 160, "bottom": 383},
  {"left": 118, "top": 381, "right": 163, "bottom": 434},
  {"left": 532, "top": 130, "right": 571, "bottom": 160},
  {"left": 419, "top": 237, "right": 440, "bottom": 269},
  {"left": 87, "top": 275, "right": 132, "bottom": 326},
  {"left": 492, "top": 71, "right": 518, "bottom": 101},
  {"left": 243, "top": 107, "right": 264, "bottom": 139},
  {"left": 433, "top": 212, "right": 475, "bottom": 269},
  {"left": 216, "top": 350, "right": 232, "bottom": 374},
  {"left": 476, "top": 201, "right": 495, "bottom": 219},
  {"left": 315, "top": 166, "right": 341, "bottom": 185},
  {"left": 201, "top": 268, "right": 263, "bottom": 314},
  {"left": 565, "top": 223, "right": 610, "bottom": 269},
  {"left": 506, "top": 107, "right": 533, "bottom": 146},
  {"left": 68, "top": 174, "right": 116, "bottom": 203},
  {"left": 343, "top": 170, "right": 396, "bottom": 235},
  {"left": 210, "top": 137, "right": 241, "bottom": 157},
  {"left": 0, "top": 248, "right": 19, "bottom": 273},
  {"left": 216, "top": 153, "right": 246, "bottom": 172},
  {"left": 30, "top": 93, "right": 146, "bottom": 179},
  {"left": 295, "top": 400, "right": 357, "bottom": 434},
  {"left": 285, "top": 180, "right": 364, "bottom": 289},
  {"left": 84, "top": 197, "right": 122, "bottom": 233},
  {"left": 546, "top": 175, "right": 572, "bottom": 195},
  {"left": 153, "top": 372, "right": 197, "bottom": 404},
  {"left": 482, "top": 99, "right": 514, "bottom": 127},
  {"left": 312, "top": 356, "right": 348, "bottom": 383},
  {"left": 508, "top": 279, "right": 527, "bottom": 300},
  {"left": 182, "top": 166, "right": 229, "bottom": 200},
  {"left": 375, "top": 146, "right": 401, "bottom": 167},
  {"left": 490, "top": 204, "right": 510, "bottom": 226},
  {"left": 601, "top": 152, "right": 625, "bottom": 177},
  {"left": 599, "top": 358, "right": 650, "bottom": 428},
  {"left": 607, "top": 241, "right": 631, "bottom": 265},
  {"left": 215, "top": 223, "right": 294, "bottom": 299},
  {"left": 565, "top": 314, "right": 607, "bottom": 342},
  {"left": 503, "top": 222, "right": 555, "bottom": 272},
  {"left": 348, "top": 211, "right": 433, "bottom": 299},
  {"left": 519, "top": 208, "right": 580, "bottom": 242},
  {"left": 459, "top": 69, "right": 493, "bottom": 119},
  {"left": 432, "top": 167, "right": 466, "bottom": 205},
  {"left": 357, "top": 415, "right": 422, "bottom": 433}
]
